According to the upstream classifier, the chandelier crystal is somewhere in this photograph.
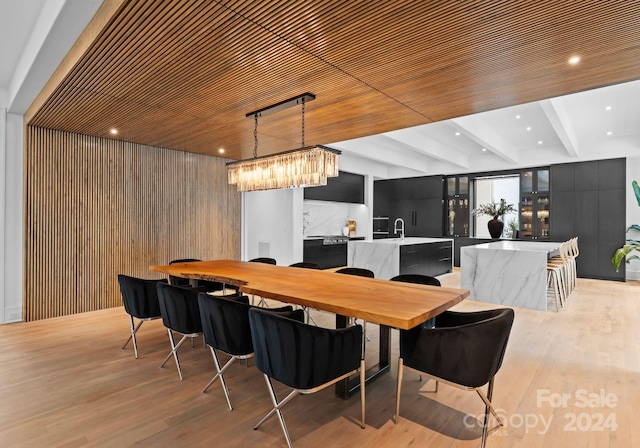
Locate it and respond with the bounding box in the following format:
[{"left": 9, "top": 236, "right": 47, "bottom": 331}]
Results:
[
  {"left": 227, "top": 93, "right": 340, "bottom": 192},
  {"left": 227, "top": 145, "right": 339, "bottom": 192}
]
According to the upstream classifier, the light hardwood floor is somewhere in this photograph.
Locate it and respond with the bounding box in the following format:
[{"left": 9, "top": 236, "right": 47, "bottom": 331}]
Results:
[{"left": 1, "top": 271, "right": 639, "bottom": 447}]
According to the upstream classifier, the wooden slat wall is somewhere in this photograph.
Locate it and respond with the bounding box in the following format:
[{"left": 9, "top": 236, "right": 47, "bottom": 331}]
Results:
[{"left": 24, "top": 126, "right": 241, "bottom": 321}]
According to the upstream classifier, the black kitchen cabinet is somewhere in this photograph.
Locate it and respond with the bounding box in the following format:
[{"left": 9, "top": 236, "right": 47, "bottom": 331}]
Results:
[
  {"left": 519, "top": 168, "right": 550, "bottom": 239},
  {"left": 374, "top": 176, "right": 444, "bottom": 237},
  {"left": 550, "top": 158, "right": 626, "bottom": 280},
  {"left": 399, "top": 241, "right": 453, "bottom": 277},
  {"left": 304, "top": 170, "right": 364, "bottom": 203},
  {"left": 303, "top": 239, "right": 347, "bottom": 269},
  {"left": 445, "top": 175, "right": 469, "bottom": 237}
]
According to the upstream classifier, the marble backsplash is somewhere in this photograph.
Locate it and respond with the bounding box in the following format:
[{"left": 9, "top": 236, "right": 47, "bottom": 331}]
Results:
[{"left": 303, "top": 200, "right": 368, "bottom": 237}]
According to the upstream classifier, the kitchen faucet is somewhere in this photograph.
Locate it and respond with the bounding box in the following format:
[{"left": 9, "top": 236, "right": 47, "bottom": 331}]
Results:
[{"left": 393, "top": 217, "right": 405, "bottom": 240}]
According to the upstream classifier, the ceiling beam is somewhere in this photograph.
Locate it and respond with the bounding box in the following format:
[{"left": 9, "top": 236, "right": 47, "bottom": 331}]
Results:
[
  {"left": 451, "top": 115, "right": 519, "bottom": 164},
  {"left": 383, "top": 128, "right": 469, "bottom": 168},
  {"left": 328, "top": 136, "right": 431, "bottom": 173},
  {"left": 539, "top": 98, "right": 579, "bottom": 157}
]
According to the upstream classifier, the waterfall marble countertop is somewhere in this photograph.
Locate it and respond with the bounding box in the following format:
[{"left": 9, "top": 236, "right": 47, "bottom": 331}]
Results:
[
  {"left": 352, "top": 237, "right": 453, "bottom": 246},
  {"left": 460, "top": 240, "right": 561, "bottom": 311},
  {"left": 468, "top": 240, "right": 561, "bottom": 256}
]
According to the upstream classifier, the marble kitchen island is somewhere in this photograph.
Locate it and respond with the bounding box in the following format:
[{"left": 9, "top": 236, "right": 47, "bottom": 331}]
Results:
[
  {"left": 348, "top": 237, "right": 453, "bottom": 280},
  {"left": 460, "top": 240, "right": 560, "bottom": 311}
]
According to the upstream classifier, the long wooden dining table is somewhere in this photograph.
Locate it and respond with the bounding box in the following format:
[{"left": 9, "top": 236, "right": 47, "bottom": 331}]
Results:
[{"left": 150, "top": 259, "right": 469, "bottom": 398}]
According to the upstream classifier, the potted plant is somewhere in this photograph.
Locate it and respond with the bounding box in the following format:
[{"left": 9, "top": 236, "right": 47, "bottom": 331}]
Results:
[
  {"left": 474, "top": 198, "right": 517, "bottom": 238},
  {"left": 612, "top": 180, "right": 640, "bottom": 271}
]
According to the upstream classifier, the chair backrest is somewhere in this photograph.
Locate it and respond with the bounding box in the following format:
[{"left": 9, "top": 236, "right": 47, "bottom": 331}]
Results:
[
  {"left": 156, "top": 282, "right": 203, "bottom": 335},
  {"left": 198, "top": 293, "right": 300, "bottom": 356},
  {"left": 401, "top": 308, "right": 514, "bottom": 389},
  {"left": 168, "top": 258, "right": 201, "bottom": 286},
  {"left": 118, "top": 274, "right": 167, "bottom": 319},
  {"left": 335, "top": 267, "right": 374, "bottom": 278},
  {"left": 390, "top": 274, "right": 441, "bottom": 287},
  {"left": 249, "top": 257, "right": 277, "bottom": 265},
  {"left": 288, "top": 262, "right": 320, "bottom": 269},
  {"left": 249, "top": 307, "right": 363, "bottom": 390}
]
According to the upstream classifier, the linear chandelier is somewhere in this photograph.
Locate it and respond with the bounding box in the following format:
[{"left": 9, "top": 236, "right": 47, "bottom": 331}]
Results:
[{"left": 227, "top": 93, "right": 340, "bottom": 192}]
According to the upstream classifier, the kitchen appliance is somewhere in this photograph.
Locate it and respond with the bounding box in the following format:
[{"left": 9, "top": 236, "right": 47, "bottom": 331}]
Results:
[{"left": 373, "top": 216, "right": 389, "bottom": 239}]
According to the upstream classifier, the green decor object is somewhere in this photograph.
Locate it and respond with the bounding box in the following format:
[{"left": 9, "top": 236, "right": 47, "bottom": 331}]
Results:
[
  {"left": 611, "top": 180, "right": 640, "bottom": 271},
  {"left": 473, "top": 199, "right": 517, "bottom": 238}
]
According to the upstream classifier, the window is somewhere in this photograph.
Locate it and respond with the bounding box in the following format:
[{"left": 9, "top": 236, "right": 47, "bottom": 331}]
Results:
[{"left": 474, "top": 175, "right": 520, "bottom": 238}]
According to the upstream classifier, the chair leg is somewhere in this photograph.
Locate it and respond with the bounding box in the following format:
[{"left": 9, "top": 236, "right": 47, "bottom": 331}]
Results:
[
  {"left": 395, "top": 357, "right": 404, "bottom": 423},
  {"left": 476, "top": 378, "right": 503, "bottom": 448},
  {"left": 122, "top": 316, "right": 144, "bottom": 358},
  {"left": 360, "top": 359, "right": 366, "bottom": 429},
  {"left": 254, "top": 374, "right": 298, "bottom": 448},
  {"left": 160, "top": 330, "right": 190, "bottom": 380},
  {"left": 202, "top": 347, "right": 236, "bottom": 410}
]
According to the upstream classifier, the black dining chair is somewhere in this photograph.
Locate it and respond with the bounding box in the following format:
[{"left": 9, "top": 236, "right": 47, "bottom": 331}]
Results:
[
  {"left": 197, "top": 292, "right": 302, "bottom": 410},
  {"left": 390, "top": 273, "right": 441, "bottom": 287},
  {"left": 156, "top": 282, "right": 204, "bottom": 380},
  {"left": 395, "top": 308, "right": 515, "bottom": 448},
  {"left": 249, "top": 307, "right": 365, "bottom": 448},
  {"left": 118, "top": 274, "right": 167, "bottom": 359},
  {"left": 248, "top": 257, "right": 277, "bottom": 306},
  {"left": 249, "top": 257, "right": 277, "bottom": 265},
  {"left": 288, "top": 262, "right": 320, "bottom": 324},
  {"left": 391, "top": 274, "right": 441, "bottom": 329},
  {"left": 335, "top": 267, "right": 375, "bottom": 349},
  {"left": 169, "top": 258, "right": 227, "bottom": 293},
  {"left": 288, "top": 262, "right": 320, "bottom": 269}
]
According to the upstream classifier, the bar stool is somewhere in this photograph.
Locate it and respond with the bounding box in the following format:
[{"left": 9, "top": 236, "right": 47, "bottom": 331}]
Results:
[{"left": 546, "top": 241, "right": 568, "bottom": 310}]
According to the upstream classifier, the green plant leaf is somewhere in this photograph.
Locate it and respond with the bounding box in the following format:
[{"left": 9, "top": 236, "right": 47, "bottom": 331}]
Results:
[
  {"left": 627, "top": 224, "right": 640, "bottom": 233},
  {"left": 633, "top": 180, "right": 640, "bottom": 206}
]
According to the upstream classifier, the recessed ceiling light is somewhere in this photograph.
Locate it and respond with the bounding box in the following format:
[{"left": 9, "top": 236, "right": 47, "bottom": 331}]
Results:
[
  {"left": 482, "top": 148, "right": 487, "bottom": 152},
  {"left": 455, "top": 132, "right": 460, "bottom": 136},
  {"left": 538, "top": 140, "right": 543, "bottom": 145},
  {"left": 218, "top": 148, "right": 225, "bottom": 154},
  {"left": 568, "top": 55, "right": 581, "bottom": 65},
  {"left": 606, "top": 131, "right": 613, "bottom": 136},
  {"left": 526, "top": 126, "right": 532, "bottom": 131},
  {"left": 515, "top": 115, "right": 521, "bottom": 119},
  {"left": 110, "top": 128, "right": 118, "bottom": 135},
  {"left": 605, "top": 106, "right": 612, "bottom": 111}
]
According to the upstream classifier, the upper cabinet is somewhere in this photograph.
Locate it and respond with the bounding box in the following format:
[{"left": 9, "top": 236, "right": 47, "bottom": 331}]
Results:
[
  {"left": 445, "top": 176, "right": 469, "bottom": 237},
  {"left": 374, "top": 176, "right": 444, "bottom": 237},
  {"left": 519, "top": 169, "right": 550, "bottom": 239},
  {"left": 304, "top": 171, "right": 364, "bottom": 203}
]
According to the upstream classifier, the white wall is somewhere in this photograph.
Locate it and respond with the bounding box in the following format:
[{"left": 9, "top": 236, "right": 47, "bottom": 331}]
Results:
[
  {"left": 626, "top": 157, "right": 640, "bottom": 280},
  {"left": 2, "top": 112, "right": 23, "bottom": 322},
  {"left": 242, "top": 188, "right": 303, "bottom": 266}
]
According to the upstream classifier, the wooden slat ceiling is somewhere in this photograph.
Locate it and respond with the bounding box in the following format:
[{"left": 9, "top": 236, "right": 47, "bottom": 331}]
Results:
[{"left": 28, "top": 0, "right": 640, "bottom": 161}]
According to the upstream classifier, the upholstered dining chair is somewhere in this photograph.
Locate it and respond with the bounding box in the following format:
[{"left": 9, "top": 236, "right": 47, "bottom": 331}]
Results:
[
  {"left": 118, "top": 274, "right": 167, "bottom": 359},
  {"left": 249, "top": 257, "right": 277, "bottom": 265},
  {"left": 288, "top": 262, "right": 321, "bottom": 324},
  {"left": 156, "top": 282, "right": 204, "bottom": 380},
  {"left": 335, "top": 267, "right": 375, "bottom": 349},
  {"left": 248, "top": 257, "right": 277, "bottom": 306},
  {"left": 249, "top": 307, "right": 365, "bottom": 448},
  {"left": 390, "top": 273, "right": 441, "bottom": 287},
  {"left": 395, "top": 308, "right": 515, "bottom": 448},
  {"left": 390, "top": 273, "right": 441, "bottom": 331},
  {"left": 168, "top": 258, "right": 226, "bottom": 293},
  {"left": 197, "top": 292, "right": 301, "bottom": 410}
]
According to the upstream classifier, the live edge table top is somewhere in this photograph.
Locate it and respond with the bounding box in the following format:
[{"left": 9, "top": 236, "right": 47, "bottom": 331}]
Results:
[{"left": 149, "top": 259, "right": 469, "bottom": 330}]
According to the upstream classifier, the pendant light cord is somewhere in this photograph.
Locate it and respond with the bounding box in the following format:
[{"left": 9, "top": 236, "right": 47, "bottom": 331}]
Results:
[
  {"left": 301, "top": 98, "right": 305, "bottom": 147},
  {"left": 253, "top": 113, "right": 258, "bottom": 159}
]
